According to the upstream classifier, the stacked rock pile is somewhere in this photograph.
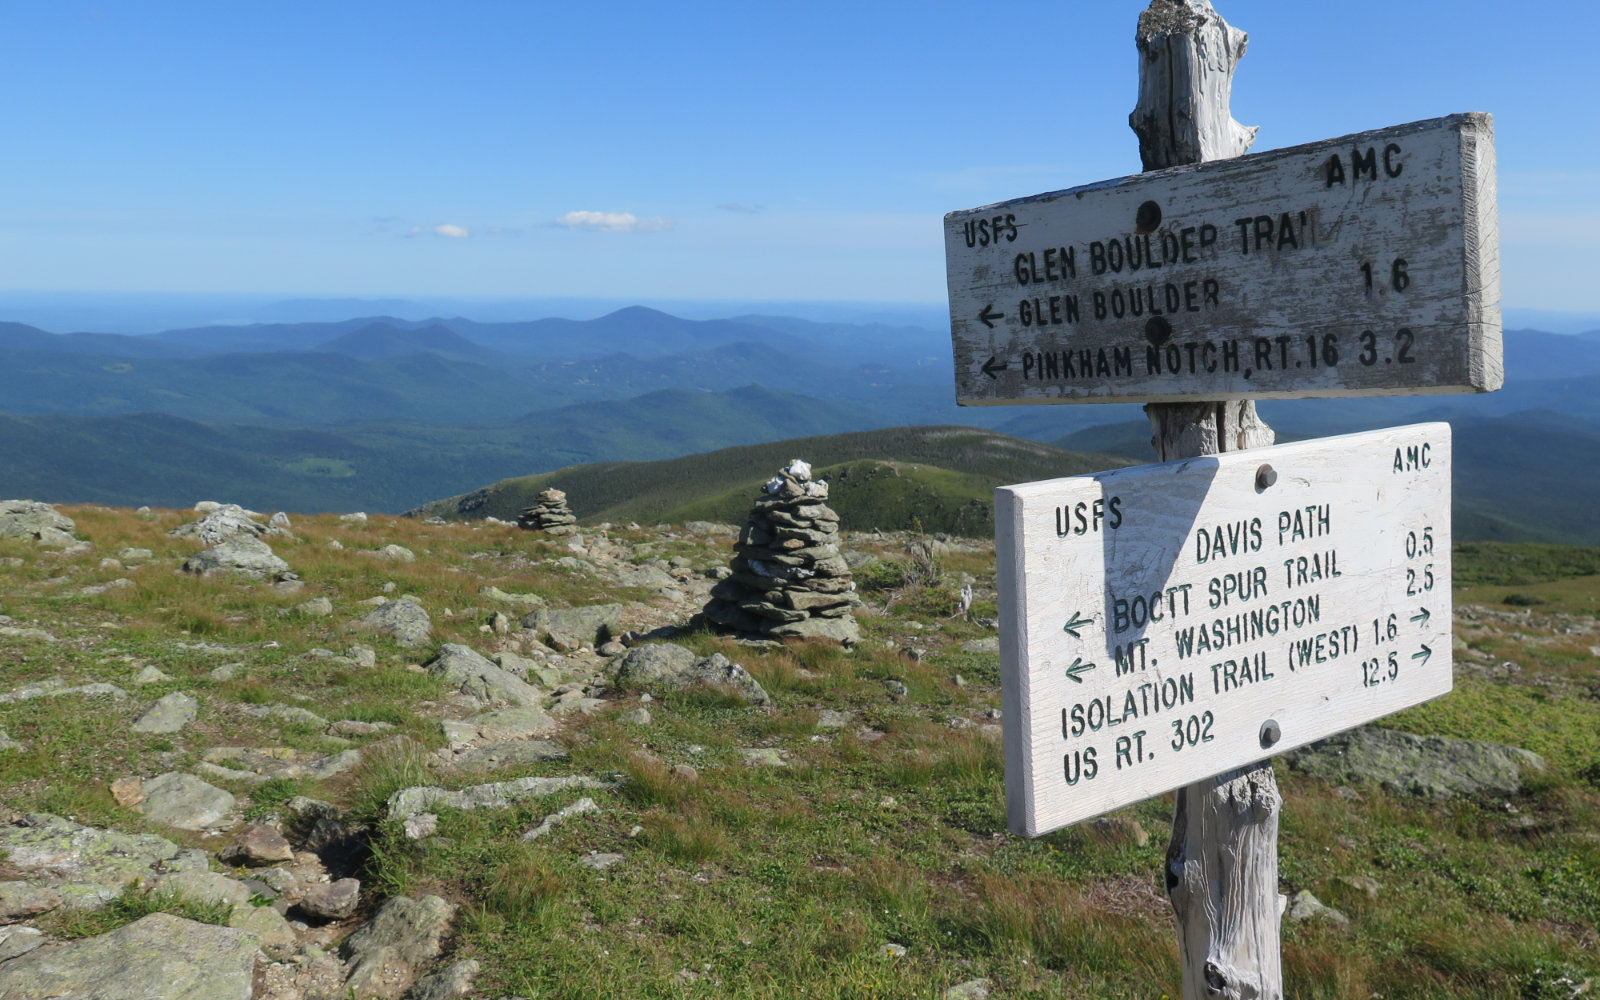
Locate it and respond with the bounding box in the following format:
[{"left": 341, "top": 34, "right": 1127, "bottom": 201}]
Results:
[
  {"left": 518, "top": 489, "right": 578, "bottom": 536},
  {"left": 701, "top": 459, "right": 860, "bottom": 645}
]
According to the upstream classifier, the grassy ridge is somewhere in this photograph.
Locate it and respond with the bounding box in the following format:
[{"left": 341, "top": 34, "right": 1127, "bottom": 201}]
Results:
[{"left": 407, "top": 426, "right": 1135, "bottom": 535}]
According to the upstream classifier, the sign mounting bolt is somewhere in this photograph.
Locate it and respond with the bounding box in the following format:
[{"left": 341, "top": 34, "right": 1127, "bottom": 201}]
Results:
[
  {"left": 1259, "top": 719, "right": 1282, "bottom": 749},
  {"left": 1255, "top": 464, "right": 1278, "bottom": 491}
]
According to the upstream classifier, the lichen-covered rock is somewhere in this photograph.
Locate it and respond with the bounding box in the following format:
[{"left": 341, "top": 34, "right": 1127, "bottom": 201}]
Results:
[
  {"left": 518, "top": 603, "right": 623, "bottom": 649},
  {"left": 341, "top": 894, "right": 457, "bottom": 999},
  {"left": 423, "top": 644, "right": 544, "bottom": 706},
  {"left": 387, "top": 775, "right": 609, "bottom": 822},
  {"left": 131, "top": 691, "right": 199, "bottom": 734},
  {"left": 0, "top": 912, "right": 259, "bottom": 1000},
  {"left": 0, "top": 500, "right": 76, "bottom": 547},
  {"left": 614, "top": 642, "right": 771, "bottom": 705},
  {"left": 0, "top": 814, "right": 184, "bottom": 907},
  {"left": 1284, "top": 726, "right": 1546, "bottom": 800},
  {"left": 353, "top": 597, "right": 433, "bottom": 647},
  {"left": 168, "top": 503, "right": 273, "bottom": 544},
  {"left": 181, "top": 535, "right": 294, "bottom": 582},
  {"left": 138, "top": 772, "right": 236, "bottom": 831}
]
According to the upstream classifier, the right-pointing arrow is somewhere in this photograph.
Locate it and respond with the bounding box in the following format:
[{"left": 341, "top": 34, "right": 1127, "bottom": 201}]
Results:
[
  {"left": 1410, "top": 608, "right": 1431, "bottom": 626},
  {"left": 1411, "top": 644, "right": 1432, "bottom": 666}
]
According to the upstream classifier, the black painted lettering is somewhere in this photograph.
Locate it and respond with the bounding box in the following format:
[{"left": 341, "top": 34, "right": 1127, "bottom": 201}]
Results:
[
  {"left": 1180, "top": 226, "right": 1198, "bottom": 263},
  {"left": 1352, "top": 147, "right": 1377, "bottom": 182},
  {"left": 1383, "top": 143, "right": 1403, "bottom": 178},
  {"left": 1325, "top": 154, "right": 1346, "bottom": 187},
  {"left": 1254, "top": 338, "right": 1273, "bottom": 370}
]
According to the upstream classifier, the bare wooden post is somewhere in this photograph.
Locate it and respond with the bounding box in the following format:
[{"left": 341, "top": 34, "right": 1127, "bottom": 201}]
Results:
[{"left": 1132, "top": 3, "right": 1285, "bottom": 997}]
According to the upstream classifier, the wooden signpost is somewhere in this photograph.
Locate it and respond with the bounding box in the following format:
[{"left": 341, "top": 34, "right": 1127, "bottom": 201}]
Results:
[
  {"left": 996, "top": 423, "right": 1453, "bottom": 837},
  {"left": 946, "top": 113, "right": 1501, "bottom": 407},
  {"left": 942, "top": 1, "right": 1502, "bottom": 996}
]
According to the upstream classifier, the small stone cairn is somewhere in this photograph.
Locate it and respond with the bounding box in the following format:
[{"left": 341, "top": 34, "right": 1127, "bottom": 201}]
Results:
[
  {"left": 517, "top": 489, "right": 578, "bottom": 536},
  {"left": 701, "top": 459, "right": 860, "bottom": 645}
]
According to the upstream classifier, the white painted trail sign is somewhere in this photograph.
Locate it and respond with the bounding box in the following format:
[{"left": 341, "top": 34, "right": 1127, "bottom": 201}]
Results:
[
  {"left": 996, "top": 423, "right": 1452, "bottom": 837},
  {"left": 947, "top": 114, "right": 1501, "bottom": 406}
]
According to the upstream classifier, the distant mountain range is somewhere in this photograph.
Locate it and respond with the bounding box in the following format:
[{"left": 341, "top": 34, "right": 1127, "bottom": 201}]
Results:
[{"left": 1, "top": 306, "right": 1597, "bottom": 544}]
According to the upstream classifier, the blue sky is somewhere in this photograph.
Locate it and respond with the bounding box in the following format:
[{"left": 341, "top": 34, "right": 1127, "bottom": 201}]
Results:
[{"left": 0, "top": 0, "right": 1593, "bottom": 313}]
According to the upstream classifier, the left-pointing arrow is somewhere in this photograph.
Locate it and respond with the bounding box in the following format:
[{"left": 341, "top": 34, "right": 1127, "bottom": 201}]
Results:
[
  {"left": 1062, "top": 611, "right": 1093, "bottom": 638},
  {"left": 981, "top": 356, "right": 1009, "bottom": 379},
  {"left": 1064, "top": 657, "right": 1096, "bottom": 683},
  {"left": 978, "top": 303, "right": 1004, "bottom": 328}
]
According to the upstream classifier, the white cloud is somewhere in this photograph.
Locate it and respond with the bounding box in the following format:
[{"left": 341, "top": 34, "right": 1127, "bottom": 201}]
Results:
[
  {"left": 554, "top": 211, "right": 671, "bottom": 233},
  {"left": 406, "top": 224, "right": 469, "bottom": 238}
]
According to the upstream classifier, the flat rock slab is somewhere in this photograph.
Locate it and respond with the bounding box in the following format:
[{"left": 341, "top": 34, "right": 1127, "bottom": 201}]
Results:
[
  {"left": 218, "top": 823, "right": 294, "bottom": 866},
  {"left": 0, "top": 912, "right": 259, "bottom": 1000},
  {"left": 132, "top": 691, "right": 199, "bottom": 733},
  {"left": 0, "top": 814, "right": 182, "bottom": 899},
  {"left": 140, "top": 772, "right": 236, "bottom": 830},
  {"left": 1284, "top": 726, "right": 1546, "bottom": 800},
  {"left": 467, "top": 705, "right": 556, "bottom": 740},
  {"left": 424, "top": 644, "right": 543, "bottom": 706},
  {"left": 387, "top": 775, "right": 609, "bottom": 822},
  {"left": 452, "top": 740, "right": 569, "bottom": 773}
]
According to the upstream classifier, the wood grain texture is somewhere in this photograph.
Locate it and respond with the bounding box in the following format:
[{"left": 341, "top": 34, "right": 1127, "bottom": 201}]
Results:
[{"left": 946, "top": 113, "right": 1503, "bottom": 405}]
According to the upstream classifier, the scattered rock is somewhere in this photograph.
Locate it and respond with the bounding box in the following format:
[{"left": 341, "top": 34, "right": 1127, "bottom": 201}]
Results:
[
  {"left": 423, "top": 644, "right": 544, "bottom": 706},
  {"left": 132, "top": 665, "right": 172, "bottom": 685},
  {"left": 520, "top": 603, "right": 623, "bottom": 649},
  {"left": 218, "top": 823, "right": 294, "bottom": 866},
  {"left": 364, "top": 543, "right": 415, "bottom": 562},
  {"left": 519, "top": 489, "right": 579, "bottom": 535},
  {"left": 0, "top": 814, "right": 186, "bottom": 908},
  {"left": 0, "top": 500, "right": 77, "bottom": 547},
  {"left": 1088, "top": 815, "right": 1150, "bottom": 848},
  {"left": 299, "top": 877, "right": 362, "bottom": 921},
  {"left": 1285, "top": 890, "right": 1350, "bottom": 926},
  {"left": 466, "top": 705, "right": 557, "bottom": 740},
  {"left": 618, "top": 707, "right": 652, "bottom": 725},
  {"left": 479, "top": 585, "right": 546, "bottom": 608},
  {"left": 0, "top": 679, "right": 128, "bottom": 705},
  {"left": 0, "top": 912, "right": 259, "bottom": 1000},
  {"left": 1328, "top": 874, "right": 1382, "bottom": 906},
  {"left": 453, "top": 740, "right": 569, "bottom": 773},
  {"left": 181, "top": 535, "right": 295, "bottom": 582},
  {"left": 742, "top": 748, "right": 787, "bottom": 767},
  {"left": 151, "top": 869, "right": 254, "bottom": 909},
  {"left": 110, "top": 776, "right": 146, "bottom": 808},
  {"left": 1285, "top": 727, "right": 1546, "bottom": 800},
  {"left": 701, "top": 459, "right": 861, "bottom": 645},
  {"left": 353, "top": 597, "right": 433, "bottom": 647},
  {"left": 944, "top": 978, "right": 993, "bottom": 999},
  {"left": 168, "top": 503, "right": 271, "bottom": 544},
  {"left": 815, "top": 709, "right": 850, "bottom": 731},
  {"left": 407, "top": 958, "right": 482, "bottom": 1000},
  {"left": 402, "top": 814, "right": 439, "bottom": 840},
  {"left": 879, "top": 942, "right": 908, "bottom": 958},
  {"left": 342, "top": 894, "right": 457, "bottom": 999},
  {"left": 138, "top": 772, "right": 236, "bottom": 831},
  {"left": 295, "top": 596, "right": 334, "bottom": 616},
  {"left": 387, "top": 775, "right": 610, "bottom": 822},
  {"left": 576, "top": 851, "right": 625, "bottom": 871},
  {"left": 131, "top": 691, "right": 199, "bottom": 734},
  {"left": 614, "top": 642, "right": 771, "bottom": 705},
  {"left": 228, "top": 902, "right": 296, "bottom": 959},
  {"left": 339, "top": 511, "right": 368, "bottom": 523},
  {"left": 520, "top": 797, "right": 600, "bottom": 841}
]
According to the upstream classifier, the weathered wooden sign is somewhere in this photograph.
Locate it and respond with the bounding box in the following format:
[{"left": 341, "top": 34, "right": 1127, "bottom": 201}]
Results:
[
  {"left": 995, "top": 423, "right": 1452, "bottom": 837},
  {"left": 947, "top": 114, "right": 1501, "bottom": 406}
]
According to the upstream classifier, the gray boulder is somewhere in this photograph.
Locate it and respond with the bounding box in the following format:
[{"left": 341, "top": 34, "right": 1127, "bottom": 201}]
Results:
[
  {"left": 519, "top": 603, "right": 623, "bottom": 649},
  {"left": 1284, "top": 726, "right": 1546, "bottom": 800},
  {"left": 139, "top": 772, "right": 236, "bottom": 830},
  {"left": 387, "top": 775, "right": 608, "bottom": 822},
  {"left": 168, "top": 503, "right": 268, "bottom": 544},
  {"left": 131, "top": 691, "right": 198, "bottom": 734},
  {"left": 614, "top": 643, "right": 771, "bottom": 705},
  {"left": 408, "top": 959, "right": 482, "bottom": 1000},
  {"left": 181, "top": 535, "right": 293, "bottom": 582},
  {"left": 0, "top": 500, "right": 76, "bottom": 547},
  {"left": 423, "top": 644, "right": 543, "bottom": 706},
  {"left": 342, "top": 894, "right": 457, "bottom": 999},
  {"left": 0, "top": 912, "right": 260, "bottom": 1000},
  {"left": 0, "top": 813, "right": 184, "bottom": 908},
  {"left": 354, "top": 598, "right": 433, "bottom": 647}
]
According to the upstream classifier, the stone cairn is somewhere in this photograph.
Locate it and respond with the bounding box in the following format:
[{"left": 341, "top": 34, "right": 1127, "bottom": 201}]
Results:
[
  {"left": 702, "top": 459, "right": 860, "bottom": 645},
  {"left": 517, "top": 489, "right": 578, "bottom": 536}
]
